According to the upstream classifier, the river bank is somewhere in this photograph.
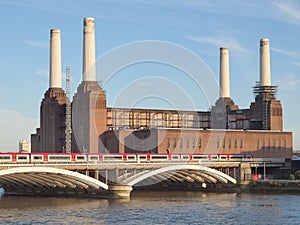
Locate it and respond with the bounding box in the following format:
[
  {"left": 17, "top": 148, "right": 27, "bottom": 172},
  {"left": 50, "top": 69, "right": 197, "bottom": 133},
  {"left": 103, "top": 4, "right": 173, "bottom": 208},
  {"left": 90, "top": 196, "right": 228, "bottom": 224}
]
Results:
[{"left": 242, "top": 180, "right": 300, "bottom": 193}]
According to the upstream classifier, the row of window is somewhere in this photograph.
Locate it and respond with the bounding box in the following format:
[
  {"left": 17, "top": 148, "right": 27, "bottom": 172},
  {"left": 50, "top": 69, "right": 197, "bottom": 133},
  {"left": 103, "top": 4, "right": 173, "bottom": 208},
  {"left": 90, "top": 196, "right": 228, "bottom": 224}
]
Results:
[
  {"left": 257, "top": 139, "right": 286, "bottom": 149},
  {"left": 216, "top": 138, "right": 243, "bottom": 149},
  {"left": 165, "top": 137, "right": 288, "bottom": 150},
  {"left": 166, "top": 137, "right": 202, "bottom": 149},
  {"left": 166, "top": 138, "right": 243, "bottom": 150}
]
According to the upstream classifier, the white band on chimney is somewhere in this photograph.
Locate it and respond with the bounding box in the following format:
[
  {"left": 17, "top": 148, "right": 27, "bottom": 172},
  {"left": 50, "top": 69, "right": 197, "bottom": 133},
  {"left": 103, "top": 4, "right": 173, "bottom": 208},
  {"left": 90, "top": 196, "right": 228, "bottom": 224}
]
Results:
[
  {"left": 83, "top": 17, "right": 96, "bottom": 81},
  {"left": 220, "top": 47, "right": 230, "bottom": 98},
  {"left": 260, "top": 38, "right": 271, "bottom": 86},
  {"left": 49, "top": 29, "right": 62, "bottom": 88}
]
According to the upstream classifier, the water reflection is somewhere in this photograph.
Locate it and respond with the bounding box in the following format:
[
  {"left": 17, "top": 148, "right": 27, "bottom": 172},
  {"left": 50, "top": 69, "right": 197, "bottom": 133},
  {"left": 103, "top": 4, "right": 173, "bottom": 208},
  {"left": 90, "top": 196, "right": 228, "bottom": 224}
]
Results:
[{"left": 0, "top": 192, "right": 299, "bottom": 225}]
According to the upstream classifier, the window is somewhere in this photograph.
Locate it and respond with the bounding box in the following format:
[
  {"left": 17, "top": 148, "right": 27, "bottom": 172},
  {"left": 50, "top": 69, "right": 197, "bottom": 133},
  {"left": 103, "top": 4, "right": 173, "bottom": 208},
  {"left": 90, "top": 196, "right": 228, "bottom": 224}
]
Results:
[
  {"left": 228, "top": 139, "right": 231, "bottom": 148},
  {"left": 240, "top": 139, "right": 243, "bottom": 148},
  {"left": 234, "top": 139, "right": 237, "bottom": 148},
  {"left": 257, "top": 139, "right": 260, "bottom": 149},
  {"left": 167, "top": 138, "right": 170, "bottom": 148},
  {"left": 180, "top": 138, "right": 183, "bottom": 149},
  {"left": 223, "top": 139, "right": 226, "bottom": 148},
  {"left": 192, "top": 138, "right": 195, "bottom": 148},
  {"left": 217, "top": 139, "right": 220, "bottom": 148},
  {"left": 198, "top": 138, "right": 202, "bottom": 148},
  {"left": 186, "top": 138, "right": 189, "bottom": 148},
  {"left": 173, "top": 138, "right": 177, "bottom": 148}
]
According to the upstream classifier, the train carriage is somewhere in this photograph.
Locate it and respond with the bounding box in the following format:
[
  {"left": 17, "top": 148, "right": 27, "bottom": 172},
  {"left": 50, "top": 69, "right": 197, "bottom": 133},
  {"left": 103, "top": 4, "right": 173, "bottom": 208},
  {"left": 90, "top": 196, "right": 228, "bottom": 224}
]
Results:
[{"left": 0, "top": 152, "right": 253, "bottom": 164}]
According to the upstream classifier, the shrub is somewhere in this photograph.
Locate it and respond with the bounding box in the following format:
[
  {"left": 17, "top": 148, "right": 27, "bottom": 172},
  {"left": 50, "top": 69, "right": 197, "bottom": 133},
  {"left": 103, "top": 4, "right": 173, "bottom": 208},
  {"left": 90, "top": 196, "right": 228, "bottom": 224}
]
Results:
[{"left": 294, "top": 171, "right": 300, "bottom": 180}]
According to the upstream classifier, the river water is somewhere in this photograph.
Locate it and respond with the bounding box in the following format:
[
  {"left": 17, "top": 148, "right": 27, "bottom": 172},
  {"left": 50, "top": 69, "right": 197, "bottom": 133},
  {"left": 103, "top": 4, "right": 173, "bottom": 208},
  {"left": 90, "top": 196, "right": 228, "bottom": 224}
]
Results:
[{"left": 0, "top": 189, "right": 300, "bottom": 225}]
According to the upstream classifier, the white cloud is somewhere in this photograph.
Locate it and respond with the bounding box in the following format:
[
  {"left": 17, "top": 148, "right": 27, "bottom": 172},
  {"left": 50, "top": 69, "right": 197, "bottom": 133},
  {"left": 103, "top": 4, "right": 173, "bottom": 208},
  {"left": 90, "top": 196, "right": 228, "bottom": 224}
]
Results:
[
  {"left": 271, "top": 47, "right": 299, "bottom": 57},
  {"left": 185, "top": 35, "right": 250, "bottom": 55},
  {"left": 273, "top": 1, "right": 300, "bottom": 24},
  {"left": 0, "top": 109, "right": 38, "bottom": 151},
  {"left": 36, "top": 69, "right": 48, "bottom": 77},
  {"left": 274, "top": 73, "right": 300, "bottom": 91},
  {"left": 291, "top": 62, "right": 300, "bottom": 68},
  {"left": 25, "top": 40, "right": 48, "bottom": 48}
]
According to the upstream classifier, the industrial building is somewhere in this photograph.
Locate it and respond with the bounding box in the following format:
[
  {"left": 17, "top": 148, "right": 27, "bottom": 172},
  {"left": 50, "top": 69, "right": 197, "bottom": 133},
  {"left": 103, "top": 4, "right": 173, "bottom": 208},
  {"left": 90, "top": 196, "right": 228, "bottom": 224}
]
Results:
[{"left": 31, "top": 18, "right": 293, "bottom": 159}]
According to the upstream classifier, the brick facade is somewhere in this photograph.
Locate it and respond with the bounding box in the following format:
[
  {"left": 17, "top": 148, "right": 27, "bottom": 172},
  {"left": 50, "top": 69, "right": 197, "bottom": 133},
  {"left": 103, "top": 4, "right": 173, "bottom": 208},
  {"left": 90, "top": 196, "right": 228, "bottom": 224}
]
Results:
[
  {"left": 102, "top": 128, "right": 293, "bottom": 159},
  {"left": 31, "top": 88, "right": 66, "bottom": 152}
]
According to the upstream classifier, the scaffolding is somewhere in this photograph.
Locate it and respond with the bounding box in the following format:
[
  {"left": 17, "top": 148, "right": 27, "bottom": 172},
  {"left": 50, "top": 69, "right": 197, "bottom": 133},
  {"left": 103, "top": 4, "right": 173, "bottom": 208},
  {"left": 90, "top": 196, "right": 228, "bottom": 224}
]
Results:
[
  {"left": 65, "top": 67, "right": 72, "bottom": 153},
  {"left": 253, "top": 82, "right": 278, "bottom": 130}
]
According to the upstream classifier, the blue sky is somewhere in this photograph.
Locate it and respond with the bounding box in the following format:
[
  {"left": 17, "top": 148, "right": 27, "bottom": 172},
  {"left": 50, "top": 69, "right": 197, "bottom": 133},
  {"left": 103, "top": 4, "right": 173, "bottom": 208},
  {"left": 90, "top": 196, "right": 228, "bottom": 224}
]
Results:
[{"left": 0, "top": 0, "right": 300, "bottom": 151}]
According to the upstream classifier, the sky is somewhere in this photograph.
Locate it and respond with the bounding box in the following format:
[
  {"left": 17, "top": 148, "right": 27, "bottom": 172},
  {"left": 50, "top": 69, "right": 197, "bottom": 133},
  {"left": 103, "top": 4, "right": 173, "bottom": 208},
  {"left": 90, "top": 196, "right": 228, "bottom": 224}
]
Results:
[{"left": 0, "top": 0, "right": 300, "bottom": 151}]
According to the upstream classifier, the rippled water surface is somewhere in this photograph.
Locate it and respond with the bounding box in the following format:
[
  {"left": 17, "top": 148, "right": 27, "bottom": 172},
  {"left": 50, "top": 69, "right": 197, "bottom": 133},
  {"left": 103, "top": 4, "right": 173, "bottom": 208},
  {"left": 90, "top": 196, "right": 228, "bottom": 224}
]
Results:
[{"left": 0, "top": 190, "right": 300, "bottom": 224}]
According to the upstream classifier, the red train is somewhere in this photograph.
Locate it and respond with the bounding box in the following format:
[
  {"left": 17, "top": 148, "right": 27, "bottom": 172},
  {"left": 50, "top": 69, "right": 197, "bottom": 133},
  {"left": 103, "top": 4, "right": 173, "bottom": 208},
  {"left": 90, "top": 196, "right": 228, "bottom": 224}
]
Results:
[{"left": 0, "top": 153, "right": 253, "bottom": 164}]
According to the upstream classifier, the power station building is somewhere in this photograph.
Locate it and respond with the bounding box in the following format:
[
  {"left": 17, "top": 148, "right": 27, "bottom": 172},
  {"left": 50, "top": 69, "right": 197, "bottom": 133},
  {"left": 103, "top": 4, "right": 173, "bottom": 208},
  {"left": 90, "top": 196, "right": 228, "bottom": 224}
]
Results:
[{"left": 31, "top": 18, "right": 293, "bottom": 159}]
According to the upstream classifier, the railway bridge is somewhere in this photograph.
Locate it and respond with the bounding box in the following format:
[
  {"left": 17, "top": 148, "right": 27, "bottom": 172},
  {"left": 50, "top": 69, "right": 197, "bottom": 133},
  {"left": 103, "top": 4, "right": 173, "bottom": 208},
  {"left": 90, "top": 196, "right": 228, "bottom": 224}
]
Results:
[{"left": 0, "top": 161, "right": 251, "bottom": 198}]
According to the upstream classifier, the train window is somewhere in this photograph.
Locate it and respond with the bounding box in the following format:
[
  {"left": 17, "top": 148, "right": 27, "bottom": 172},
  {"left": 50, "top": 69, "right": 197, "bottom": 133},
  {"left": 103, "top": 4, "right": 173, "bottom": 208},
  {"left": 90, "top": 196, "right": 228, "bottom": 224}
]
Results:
[
  {"left": 48, "top": 155, "right": 71, "bottom": 161},
  {"left": 192, "top": 138, "right": 195, "bottom": 148},
  {"left": 171, "top": 155, "right": 180, "bottom": 160},
  {"left": 257, "top": 139, "right": 260, "bottom": 149},
  {"left": 17, "top": 155, "right": 28, "bottom": 160},
  {"left": 103, "top": 155, "right": 123, "bottom": 161},
  {"left": 32, "top": 155, "right": 43, "bottom": 160},
  {"left": 0, "top": 155, "right": 11, "bottom": 160},
  {"left": 211, "top": 155, "right": 218, "bottom": 160},
  {"left": 222, "top": 139, "right": 225, "bottom": 148},
  {"left": 192, "top": 155, "right": 208, "bottom": 160},
  {"left": 234, "top": 139, "right": 237, "bottom": 148},
  {"left": 180, "top": 138, "right": 183, "bottom": 149},
  {"left": 246, "top": 155, "right": 253, "bottom": 160},
  {"left": 198, "top": 138, "right": 201, "bottom": 148},
  {"left": 76, "top": 155, "right": 86, "bottom": 160},
  {"left": 216, "top": 139, "right": 219, "bottom": 148},
  {"left": 150, "top": 155, "right": 168, "bottom": 161},
  {"left": 228, "top": 139, "right": 231, "bottom": 148},
  {"left": 186, "top": 138, "right": 189, "bottom": 148},
  {"left": 230, "top": 155, "right": 244, "bottom": 160},
  {"left": 181, "top": 155, "right": 189, "bottom": 160},
  {"left": 220, "top": 155, "right": 227, "bottom": 160},
  {"left": 138, "top": 155, "right": 147, "bottom": 162},
  {"left": 240, "top": 139, "right": 243, "bottom": 148},
  {"left": 127, "top": 155, "right": 136, "bottom": 161},
  {"left": 89, "top": 156, "right": 99, "bottom": 161}
]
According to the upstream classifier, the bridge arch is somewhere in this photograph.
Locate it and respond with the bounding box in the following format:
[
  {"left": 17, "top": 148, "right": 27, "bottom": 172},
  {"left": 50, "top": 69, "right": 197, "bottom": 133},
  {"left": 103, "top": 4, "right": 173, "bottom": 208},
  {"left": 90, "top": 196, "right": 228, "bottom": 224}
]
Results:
[
  {"left": 0, "top": 167, "right": 108, "bottom": 195},
  {"left": 125, "top": 165, "right": 237, "bottom": 186}
]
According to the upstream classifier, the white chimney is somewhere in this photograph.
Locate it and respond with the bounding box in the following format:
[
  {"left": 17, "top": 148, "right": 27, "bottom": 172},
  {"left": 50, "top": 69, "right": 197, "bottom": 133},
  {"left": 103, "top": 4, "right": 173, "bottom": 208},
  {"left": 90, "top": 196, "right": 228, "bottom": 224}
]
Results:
[
  {"left": 49, "top": 29, "right": 62, "bottom": 88},
  {"left": 83, "top": 17, "right": 96, "bottom": 82},
  {"left": 260, "top": 38, "right": 271, "bottom": 86},
  {"left": 220, "top": 47, "right": 230, "bottom": 98}
]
